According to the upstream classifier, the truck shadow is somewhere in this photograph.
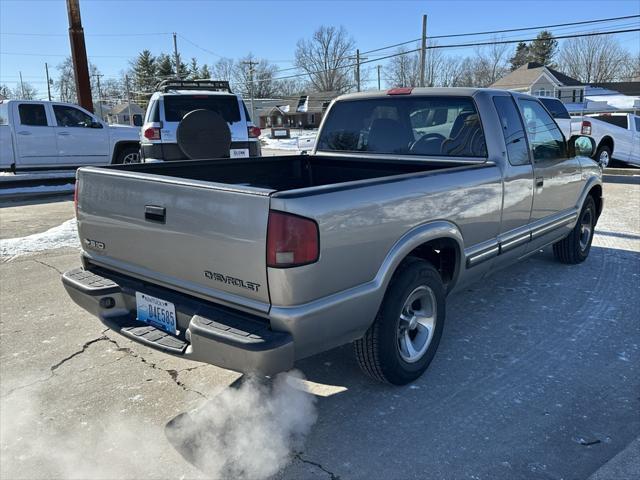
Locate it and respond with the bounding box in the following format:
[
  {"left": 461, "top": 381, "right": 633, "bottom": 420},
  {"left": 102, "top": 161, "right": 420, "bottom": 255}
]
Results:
[{"left": 165, "top": 245, "right": 640, "bottom": 480}]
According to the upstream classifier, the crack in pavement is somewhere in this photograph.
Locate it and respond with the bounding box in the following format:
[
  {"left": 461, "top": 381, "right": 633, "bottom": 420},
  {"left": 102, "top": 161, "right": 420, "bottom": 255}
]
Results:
[
  {"left": 293, "top": 453, "right": 341, "bottom": 480},
  {"left": 30, "top": 258, "right": 64, "bottom": 275},
  {"left": 2, "top": 330, "right": 207, "bottom": 401}
]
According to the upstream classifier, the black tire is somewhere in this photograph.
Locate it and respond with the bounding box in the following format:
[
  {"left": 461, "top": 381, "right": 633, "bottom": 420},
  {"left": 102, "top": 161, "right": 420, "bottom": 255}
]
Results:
[
  {"left": 553, "top": 196, "right": 596, "bottom": 264},
  {"left": 354, "top": 258, "right": 446, "bottom": 385},
  {"left": 114, "top": 145, "right": 140, "bottom": 164},
  {"left": 594, "top": 145, "right": 611, "bottom": 168}
]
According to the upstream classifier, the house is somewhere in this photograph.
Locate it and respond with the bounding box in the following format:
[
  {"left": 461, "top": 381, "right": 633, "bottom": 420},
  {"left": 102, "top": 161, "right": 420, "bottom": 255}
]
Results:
[
  {"left": 565, "top": 81, "right": 640, "bottom": 115},
  {"left": 107, "top": 102, "right": 145, "bottom": 126},
  {"left": 490, "top": 62, "right": 585, "bottom": 104},
  {"left": 257, "top": 93, "right": 337, "bottom": 130}
]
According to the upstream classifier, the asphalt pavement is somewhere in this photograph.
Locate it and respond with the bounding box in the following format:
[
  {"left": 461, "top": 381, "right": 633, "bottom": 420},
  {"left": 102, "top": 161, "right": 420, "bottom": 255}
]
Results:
[{"left": 0, "top": 179, "right": 638, "bottom": 480}]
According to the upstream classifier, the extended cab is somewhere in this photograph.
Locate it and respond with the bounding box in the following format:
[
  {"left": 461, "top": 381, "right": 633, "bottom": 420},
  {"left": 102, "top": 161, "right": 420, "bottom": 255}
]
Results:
[
  {"left": 0, "top": 99, "right": 140, "bottom": 171},
  {"left": 62, "top": 88, "right": 603, "bottom": 385}
]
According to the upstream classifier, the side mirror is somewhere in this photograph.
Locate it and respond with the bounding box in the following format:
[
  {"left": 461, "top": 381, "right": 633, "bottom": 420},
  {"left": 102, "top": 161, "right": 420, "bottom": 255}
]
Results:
[
  {"left": 568, "top": 135, "right": 595, "bottom": 158},
  {"left": 90, "top": 121, "right": 103, "bottom": 129}
]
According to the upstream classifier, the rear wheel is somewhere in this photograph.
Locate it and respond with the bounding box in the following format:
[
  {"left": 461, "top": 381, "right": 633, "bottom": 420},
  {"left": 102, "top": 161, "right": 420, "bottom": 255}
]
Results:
[
  {"left": 114, "top": 145, "right": 140, "bottom": 164},
  {"left": 354, "top": 258, "right": 445, "bottom": 385},
  {"left": 553, "top": 196, "right": 596, "bottom": 264},
  {"left": 594, "top": 145, "right": 611, "bottom": 168}
]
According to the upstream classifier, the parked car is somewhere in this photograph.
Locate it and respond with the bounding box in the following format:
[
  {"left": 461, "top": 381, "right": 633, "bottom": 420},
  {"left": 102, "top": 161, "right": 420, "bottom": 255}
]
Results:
[
  {"left": 0, "top": 99, "right": 140, "bottom": 170},
  {"left": 63, "top": 88, "right": 602, "bottom": 385},
  {"left": 140, "top": 80, "right": 261, "bottom": 161},
  {"left": 579, "top": 113, "right": 640, "bottom": 167},
  {"left": 537, "top": 97, "right": 581, "bottom": 141}
]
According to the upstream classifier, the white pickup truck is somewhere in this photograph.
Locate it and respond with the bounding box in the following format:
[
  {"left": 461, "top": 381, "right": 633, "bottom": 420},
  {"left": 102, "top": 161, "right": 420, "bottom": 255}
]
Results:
[
  {"left": 0, "top": 99, "right": 140, "bottom": 171},
  {"left": 579, "top": 113, "right": 640, "bottom": 167}
]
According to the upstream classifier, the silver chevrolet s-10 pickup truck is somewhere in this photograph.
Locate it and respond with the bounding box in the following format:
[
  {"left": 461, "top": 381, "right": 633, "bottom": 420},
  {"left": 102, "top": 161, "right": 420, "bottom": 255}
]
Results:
[{"left": 62, "top": 88, "right": 603, "bottom": 385}]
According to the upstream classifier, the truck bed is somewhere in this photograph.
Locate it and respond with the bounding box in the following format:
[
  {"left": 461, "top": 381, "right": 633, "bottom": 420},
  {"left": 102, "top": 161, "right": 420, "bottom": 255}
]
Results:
[{"left": 109, "top": 154, "right": 469, "bottom": 193}]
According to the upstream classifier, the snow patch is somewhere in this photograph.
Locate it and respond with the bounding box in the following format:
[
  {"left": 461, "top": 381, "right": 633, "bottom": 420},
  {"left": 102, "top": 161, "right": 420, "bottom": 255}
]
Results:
[{"left": 0, "top": 219, "right": 80, "bottom": 256}]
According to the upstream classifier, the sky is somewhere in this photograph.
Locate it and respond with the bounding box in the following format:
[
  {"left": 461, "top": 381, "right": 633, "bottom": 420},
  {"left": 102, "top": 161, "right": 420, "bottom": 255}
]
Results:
[{"left": 1, "top": 0, "right": 639, "bottom": 98}]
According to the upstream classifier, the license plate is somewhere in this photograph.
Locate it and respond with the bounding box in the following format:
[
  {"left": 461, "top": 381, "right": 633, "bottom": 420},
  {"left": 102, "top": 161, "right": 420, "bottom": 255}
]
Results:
[
  {"left": 230, "top": 148, "right": 249, "bottom": 158},
  {"left": 135, "top": 292, "right": 177, "bottom": 335}
]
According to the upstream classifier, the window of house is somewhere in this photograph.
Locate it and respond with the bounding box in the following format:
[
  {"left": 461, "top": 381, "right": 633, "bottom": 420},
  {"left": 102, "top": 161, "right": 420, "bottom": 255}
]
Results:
[
  {"left": 53, "top": 105, "right": 94, "bottom": 127},
  {"left": 18, "top": 103, "right": 48, "bottom": 126},
  {"left": 534, "top": 89, "right": 553, "bottom": 97}
]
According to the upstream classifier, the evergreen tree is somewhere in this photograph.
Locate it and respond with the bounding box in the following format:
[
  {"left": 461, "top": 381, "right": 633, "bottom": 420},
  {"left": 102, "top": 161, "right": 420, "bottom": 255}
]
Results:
[
  {"left": 529, "top": 31, "right": 558, "bottom": 67},
  {"left": 188, "top": 57, "right": 199, "bottom": 79},
  {"left": 509, "top": 42, "right": 530, "bottom": 70},
  {"left": 130, "top": 50, "right": 157, "bottom": 94},
  {"left": 156, "top": 54, "right": 175, "bottom": 80},
  {"left": 199, "top": 64, "right": 212, "bottom": 79}
]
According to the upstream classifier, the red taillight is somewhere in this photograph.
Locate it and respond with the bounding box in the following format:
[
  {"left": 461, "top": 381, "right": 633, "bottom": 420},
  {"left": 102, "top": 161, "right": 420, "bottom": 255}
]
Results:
[
  {"left": 387, "top": 87, "right": 413, "bottom": 95},
  {"left": 144, "top": 127, "right": 161, "bottom": 140},
  {"left": 248, "top": 126, "right": 261, "bottom": 138},
  {"left": 267, "top": 211, "right": 319, "bottom": 268},
  {"left": 581, "top": 120, "right": 592, "bottom": 136}
]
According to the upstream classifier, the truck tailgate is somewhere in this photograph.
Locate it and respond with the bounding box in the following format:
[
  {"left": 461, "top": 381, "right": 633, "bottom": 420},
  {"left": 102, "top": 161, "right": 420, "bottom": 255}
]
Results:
[{"left": 76, "top": 168, "right": 273, "bottom": 312}]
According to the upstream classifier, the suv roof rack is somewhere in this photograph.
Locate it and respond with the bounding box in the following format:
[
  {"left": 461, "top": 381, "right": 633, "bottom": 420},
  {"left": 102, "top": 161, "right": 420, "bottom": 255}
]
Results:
[{"left": 156, "top": 79, "right": 232, "bottom": 93}]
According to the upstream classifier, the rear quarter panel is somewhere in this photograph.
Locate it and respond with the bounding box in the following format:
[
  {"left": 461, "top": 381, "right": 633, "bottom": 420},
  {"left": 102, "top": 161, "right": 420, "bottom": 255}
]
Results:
[{"left": 268, "top": 164, "right": 503, "bottom": 306}]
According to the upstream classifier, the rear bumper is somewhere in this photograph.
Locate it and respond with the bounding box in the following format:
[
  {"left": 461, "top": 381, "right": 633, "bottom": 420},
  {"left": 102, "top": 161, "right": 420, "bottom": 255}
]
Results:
[
  {"left": 141, "top": 141, "right": 261, "bottom": 161},
  {"left": 61, "top": 267, "right": 294, "bottom": 375}
]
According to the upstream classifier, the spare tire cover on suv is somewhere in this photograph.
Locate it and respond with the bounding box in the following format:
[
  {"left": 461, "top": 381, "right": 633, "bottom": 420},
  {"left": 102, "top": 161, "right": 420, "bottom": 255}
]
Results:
[{"left": 176, "top": 109, "right": 232, "bottom": 159}]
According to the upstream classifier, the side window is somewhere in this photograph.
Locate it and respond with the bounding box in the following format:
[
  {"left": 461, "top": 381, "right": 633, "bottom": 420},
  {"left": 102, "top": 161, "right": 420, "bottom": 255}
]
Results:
[
  {"left": 518, "top": 99, "right": 566, "bottom": 162},
  {"left": 53, "top": 105, "right": 94, "bottom": 127},
  {"left": 146, "top": 100, "right": 159, "bottom": 122},
  {"left": 493, "top": 96, "right": 530, "bottom": 166},
  {"left": 18, "top": 104, "right": 48, "bottom": 126},
  {"left": 0, "top": 102, "right": 8, "bottom": 125},
  {"left": 635, "top": 117, "right": 640, "bottom": 132}
]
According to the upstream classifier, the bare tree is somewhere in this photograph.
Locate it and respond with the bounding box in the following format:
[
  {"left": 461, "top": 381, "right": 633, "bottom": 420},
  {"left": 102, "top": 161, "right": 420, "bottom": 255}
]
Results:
[
  {"left": 385, "top": 47, "right": 420, "bottom": 87},
  {"left": 212, "top": 57, "right": 234, "bottom": 85},
  {"left": 55, "top": 57, "right": 101, "bottom": 103},
  {"left": 473, "top": 40, "right": 510, "bottom": 87},
  {"left": 438, "top": 56, "right": 465, "bottom": 87},
  {"left": 233, "top": 54, "right": 278, "bottom": 98},
  {"left": 424, "top": 42, "right": 445, "bottom": 87},
  {"left": 558, "top": 35, "right": 631, "bottom": 83},
  {"left": 620, "top": 53, "right": 640, "bottom": 81},
  {"left": 295, "top": 26, "right": 356, "bottom": 93},
  {"left": 274, "top": 77, "right": 308, "bottom": 97}
]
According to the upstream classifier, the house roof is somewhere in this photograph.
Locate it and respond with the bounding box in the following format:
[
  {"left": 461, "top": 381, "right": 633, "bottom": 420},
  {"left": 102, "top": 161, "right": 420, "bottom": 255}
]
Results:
[
  {"left": 258, "top": 92, "right": 337, "bottom": 117},
  {"left": 590, "top": 81, "right": 640, "bottom": 96},
  {"left": 490, "top": 62, "right": 583, "bottom": 90},
  {"left": 109, "top": 102, "right": 144, "bottom": 115}
]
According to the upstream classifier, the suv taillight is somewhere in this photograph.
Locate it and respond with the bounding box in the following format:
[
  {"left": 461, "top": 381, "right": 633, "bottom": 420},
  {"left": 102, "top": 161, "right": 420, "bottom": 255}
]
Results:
[
  {"left": 144, "top": 127, "right": 161, "bottom": 140},
  {"left": 267, "top": 211, "right": 319, "bottom": 268},
  {"left": 248, "top": 126, "right": 261, "bottom": 138},
  {"left": 581, "top": 120, "right": 592, "bottom": 136}
]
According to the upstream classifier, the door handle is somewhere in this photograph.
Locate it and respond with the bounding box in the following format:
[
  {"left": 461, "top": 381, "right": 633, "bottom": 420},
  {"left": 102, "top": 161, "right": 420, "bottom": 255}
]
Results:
[
  {"left": 535, "top": 177, "right": 544, "bottom": 187},
  {"left": 57, "top": 131, "right": 71, "bottom": 136},
  {"left": 17, "top": 131, "right": 32, "bottom": 135},
  {"left": 145, "top": 205, "right": 166, "bottom": 224}
]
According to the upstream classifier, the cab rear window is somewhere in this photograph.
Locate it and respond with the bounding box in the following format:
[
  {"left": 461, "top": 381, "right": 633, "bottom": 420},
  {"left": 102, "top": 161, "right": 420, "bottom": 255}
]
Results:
[
  {"left": 163, "top": 95, "right": 240, "bottom": 123},
  {"left": 316, "top": 96, "right": 486, "bottom": 158}
]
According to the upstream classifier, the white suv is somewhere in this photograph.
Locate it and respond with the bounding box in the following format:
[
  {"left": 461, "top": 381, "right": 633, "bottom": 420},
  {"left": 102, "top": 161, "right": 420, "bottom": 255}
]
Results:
[{"left": 140, "top": 80, "right": 261, "bottom": 161}]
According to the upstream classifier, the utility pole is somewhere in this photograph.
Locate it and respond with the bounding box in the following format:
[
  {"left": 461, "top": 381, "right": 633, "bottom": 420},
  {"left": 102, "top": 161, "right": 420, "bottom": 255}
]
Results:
[
  {"left": 45, "top": 63, "right": 52, "bottom": 101},
  {"left": 241, "top": 59, "right": 258, "bottom": 121},
  {"left": 173, "top": 32, "right": 181, "bottom": 79},
  {"left": 93, "top": 73, "right": 103, "bottom": 119},
  {"left": 19, "top": 72, "right": 25, "bottom": 98},
  {"left": 377, "top": 65, "right": 381, "bottom": 90},
  {"left": 356, "top": 49, "right": 361, "bottom": 92},
  {"left": 125, "top": 74, "right": 133, "bottom": 125},
  {"left": 419, "top": 14, "right": 427, "bottom": 88},
  {"left": 66, "top": 0, "right": 93, "bottom": 111}
]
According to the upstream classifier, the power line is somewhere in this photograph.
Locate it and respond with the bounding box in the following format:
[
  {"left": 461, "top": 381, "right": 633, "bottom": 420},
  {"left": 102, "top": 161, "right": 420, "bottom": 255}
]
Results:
[
  {"left": 261, "top": 27, "right": 640, "bottom": 85},
  {"left": 361, "top": 14, "right": 640, "bottom": 54},
  {"left": 0, "top": 31, "right": 171, "bottom": 37}
]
